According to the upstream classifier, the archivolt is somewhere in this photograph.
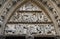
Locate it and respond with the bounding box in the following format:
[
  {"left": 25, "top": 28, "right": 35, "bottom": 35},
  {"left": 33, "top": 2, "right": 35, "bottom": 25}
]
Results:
[{"left": 0, "top": 0, "right": 59, "bottom": 36}]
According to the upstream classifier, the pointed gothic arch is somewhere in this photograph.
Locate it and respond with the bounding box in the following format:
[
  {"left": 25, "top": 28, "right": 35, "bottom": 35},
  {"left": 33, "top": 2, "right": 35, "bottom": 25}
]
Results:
[
  {"left": 3, "top": 0, "right": 57, "bottom": 37},
  {"left": 0, "top": 0, "right": 60, "bottom": 39}
]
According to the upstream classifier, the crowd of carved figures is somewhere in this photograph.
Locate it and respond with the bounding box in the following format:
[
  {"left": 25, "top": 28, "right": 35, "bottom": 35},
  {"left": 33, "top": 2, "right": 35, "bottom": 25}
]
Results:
[
  {"left": 19, "top": 2, "right": 41, "bottom": 11},
  {"left": 7, "top": 2, "right": 53, "bottom": 36},
  {"left": 5, "top": 24, "right": 55, "bottom": 35},
  {"left": 9, "top": 2, "right": 51, "bottom": 22},
  {"left": 0, "top": 0, "right": 60, "bottom": 36},
  {"left": 9, "top": 12, "right": 51, "bottom": 22}
]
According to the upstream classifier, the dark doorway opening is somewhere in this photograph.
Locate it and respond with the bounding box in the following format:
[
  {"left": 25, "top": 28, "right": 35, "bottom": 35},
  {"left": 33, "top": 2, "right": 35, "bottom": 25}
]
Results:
[
  {"left": 5, "top": 36, "right": 25, "bottom": 39},
  {"left": 34, "top": 37, "right": 55, "bottom": 39},
  {"left": 5, "top": 36, "right": 55, "bottom": 39}
]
